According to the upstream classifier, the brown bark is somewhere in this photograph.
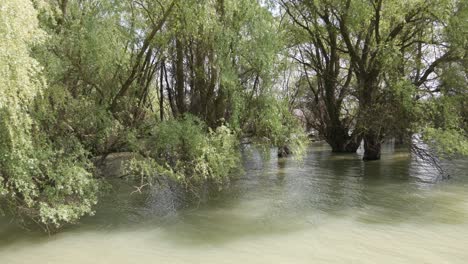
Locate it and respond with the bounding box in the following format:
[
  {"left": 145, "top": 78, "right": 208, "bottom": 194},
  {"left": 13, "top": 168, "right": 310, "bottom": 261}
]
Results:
[{"left": 174, "top": 37, "right": 186, "bottom": 114}]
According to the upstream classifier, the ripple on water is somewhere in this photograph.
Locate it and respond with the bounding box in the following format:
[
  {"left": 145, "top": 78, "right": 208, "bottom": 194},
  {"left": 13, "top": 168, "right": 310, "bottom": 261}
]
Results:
[{"left": 0, "top": 142, "right": 467, "bottom": 263}]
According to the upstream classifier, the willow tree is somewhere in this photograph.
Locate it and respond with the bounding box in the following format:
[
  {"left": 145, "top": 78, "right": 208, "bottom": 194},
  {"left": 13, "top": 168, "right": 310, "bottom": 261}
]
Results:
[
  {"left": 32, "top": 0, "right": 182, "bottom": 157},
  {"left": 335, "top": 0, "right": 465, "bottom": 160},
  {"left": 0, "top": 0, "right": 99, "bottom": 229},
  {"left": 417, "top": 1, "right": 468, "bottom": 157},
  {"left": 157, "top": 0, "right": 286, "bottom": 129},
  {"left": 280, "top": 0, "right": 466, "bottom": 160},
  {"left": 281, "top": 0, "right": 362, "bottom": 153}
]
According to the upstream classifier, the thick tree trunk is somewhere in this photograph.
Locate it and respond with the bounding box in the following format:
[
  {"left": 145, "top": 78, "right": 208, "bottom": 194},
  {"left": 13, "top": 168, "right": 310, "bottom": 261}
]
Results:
[
  {"left": 357, "top": 75, "right": 382, "bottom": 160},
  {"left": 346, "top": 138, "right": 362, "bottom": 152},
  {"left": 326, "top": 128, "right": 361, "bottom": 153},
  {"left": 363, "top": 132, "right": 381, "bottom": 160}
]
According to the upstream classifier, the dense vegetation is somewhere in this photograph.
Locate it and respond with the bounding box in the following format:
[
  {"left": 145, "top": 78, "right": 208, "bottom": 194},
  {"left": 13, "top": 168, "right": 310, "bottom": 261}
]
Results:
[{"left": 0, "top": 0, "right": 466, "bottom": 230}]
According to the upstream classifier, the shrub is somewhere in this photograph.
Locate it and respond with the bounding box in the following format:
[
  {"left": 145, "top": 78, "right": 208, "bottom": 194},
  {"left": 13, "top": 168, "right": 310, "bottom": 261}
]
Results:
[
  {"left": 244, "top": 96, "right": 309, "bottom": 158},
  {"left": 125, "top": 115, "right": 240, "bottom": 188}
]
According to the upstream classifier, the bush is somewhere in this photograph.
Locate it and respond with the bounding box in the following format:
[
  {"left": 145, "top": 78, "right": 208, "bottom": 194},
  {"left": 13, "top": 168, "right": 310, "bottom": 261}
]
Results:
[
  {"left": 244, "top": 96, "right": 309, "bottom": 158},
  {"left": 0, "top": 109, "right": 99, "bottom": 230},
  {"left": 125, "top": 115, "right": 241, "bottom": 188},
  {"left": 0, "top": 1, "right": 99, "bottom": 230}
]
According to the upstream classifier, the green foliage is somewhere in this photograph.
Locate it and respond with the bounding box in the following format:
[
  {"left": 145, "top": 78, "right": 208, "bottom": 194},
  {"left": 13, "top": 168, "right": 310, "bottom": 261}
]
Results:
[
  {"left": 371, "top": 79, "right": 420, "bottom": 139},
  {"left": 424, "top": 128, "right": 468, "bottom": 156},
  {"left": 419, "top": 95, "right": 468, "bottom": 157},
  {"left": 0, "top": 0, "right": 99, "bottom": 229},
  {"left": 446, "top": 1, "right": 468, "bottom": 55},
  {"left": 244, "top": 95, "right": 308, "bottom": 158},
  {"left": 33, "top": 86, "right": 139, "bottom": 155},
  {"left": 0, "top": 89, "right": 100, "bottom": 230},
  {"left": 126, "top": 115, "right": 241, "bottom": 187}
]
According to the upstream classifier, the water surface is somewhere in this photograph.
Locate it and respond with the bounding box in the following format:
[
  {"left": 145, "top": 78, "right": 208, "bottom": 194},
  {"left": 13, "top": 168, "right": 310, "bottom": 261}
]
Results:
[{"left": 1, "top": 143, "right": 467, "bottom": 263}]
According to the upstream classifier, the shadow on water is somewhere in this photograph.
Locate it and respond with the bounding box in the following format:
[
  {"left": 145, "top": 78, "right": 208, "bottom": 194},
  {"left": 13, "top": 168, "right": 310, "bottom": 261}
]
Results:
[{"left": 0, "top": 142, "right": 467, "bottom": 247}]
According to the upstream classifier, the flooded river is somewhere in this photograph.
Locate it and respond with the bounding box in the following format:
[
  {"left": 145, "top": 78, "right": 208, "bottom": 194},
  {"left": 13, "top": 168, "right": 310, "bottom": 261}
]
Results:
[{"left": 1, "top": 143, "right": 467, "bottom": 263}]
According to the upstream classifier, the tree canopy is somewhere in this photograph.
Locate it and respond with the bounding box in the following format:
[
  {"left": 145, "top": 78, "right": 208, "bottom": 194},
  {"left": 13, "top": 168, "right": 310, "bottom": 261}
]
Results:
[{"left": 0, "top": 0, "right": 466, "bottom": 230}]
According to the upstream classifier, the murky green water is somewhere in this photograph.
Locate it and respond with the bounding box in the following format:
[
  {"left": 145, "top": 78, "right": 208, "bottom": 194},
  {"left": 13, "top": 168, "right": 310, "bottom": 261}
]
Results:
[{"left": 1, "top": 143, "right": 467, "bottom": 263}]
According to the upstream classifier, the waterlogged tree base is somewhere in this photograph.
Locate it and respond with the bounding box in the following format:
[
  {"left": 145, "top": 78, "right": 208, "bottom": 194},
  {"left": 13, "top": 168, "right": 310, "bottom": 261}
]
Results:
[
  {"left": 278, "top": 145, "right": 292, "bottom": 158},
  {"left": 330, "top": 141, "right": 361, "bottom": 154},
  {"left": 363, "top": 144, "right": 382, "bottom": 161}
]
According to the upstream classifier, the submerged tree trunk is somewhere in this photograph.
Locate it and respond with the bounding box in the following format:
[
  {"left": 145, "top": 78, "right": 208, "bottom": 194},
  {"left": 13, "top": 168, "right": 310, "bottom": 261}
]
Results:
[
  {"left": 363, "top": 132, "right": 381, "bottom": 160},
  {"left": 356, "top": 73, "right": 382, "bottom": 160},
  {"left": 325, "top": 123, "right": 362, "bottom": 153},
  {"left": 328, "top": 136, "right": 362, "bottom": 153},
  {"left": 278, "top": 145, "right": 292, "bottom": 158}
]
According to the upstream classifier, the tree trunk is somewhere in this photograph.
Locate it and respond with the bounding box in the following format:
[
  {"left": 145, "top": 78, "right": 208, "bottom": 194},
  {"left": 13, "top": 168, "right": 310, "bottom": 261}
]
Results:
[
  {"left": 357, "top": 75, "right": 382, "bottom": 160},
  {"left": 109, "top": 1, "right": 175, "bottom": 113},
  {"left": 159, "top": 61, "right": 165, "bottom": 121},
  {"left": 326, "top": 127, "right": 361, "bottom": 153},
  {"left": 162, "top": 62, "right": 177, "bottom": 117},
  {"left": 175, "top": 37, "right": 186, "bottom": 115},
  {"left": 189, "top": 40, "right": 206, "bottom": 116},
  {"left": 363, "top": 132, "right": 381, "bottom": 160}
]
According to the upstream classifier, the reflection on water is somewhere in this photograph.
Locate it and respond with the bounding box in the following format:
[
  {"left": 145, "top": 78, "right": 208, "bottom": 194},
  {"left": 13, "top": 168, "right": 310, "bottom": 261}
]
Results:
[{"left": 0, "top": 142, "right": 467, "bottom": 263}]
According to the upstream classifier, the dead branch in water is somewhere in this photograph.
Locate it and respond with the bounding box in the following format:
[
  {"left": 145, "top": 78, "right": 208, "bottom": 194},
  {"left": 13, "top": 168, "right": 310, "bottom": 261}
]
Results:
[{"left": 410, "top": 135, "right": 448, "bottom": 180}]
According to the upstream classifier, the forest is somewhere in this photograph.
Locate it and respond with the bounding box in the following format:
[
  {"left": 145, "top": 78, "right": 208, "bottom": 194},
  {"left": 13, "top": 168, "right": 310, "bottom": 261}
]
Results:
[{"left": 0, "top": 0, "right": 467, "bottom": 236}]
